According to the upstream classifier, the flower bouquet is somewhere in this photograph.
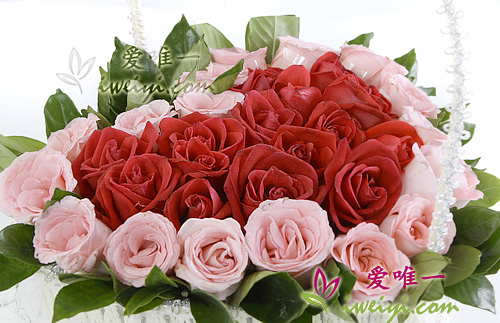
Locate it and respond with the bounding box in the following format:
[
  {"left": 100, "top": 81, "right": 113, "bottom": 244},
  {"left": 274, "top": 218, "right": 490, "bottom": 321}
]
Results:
[{"left": 0, "top": 14, "right": 499, "bottom": 323}]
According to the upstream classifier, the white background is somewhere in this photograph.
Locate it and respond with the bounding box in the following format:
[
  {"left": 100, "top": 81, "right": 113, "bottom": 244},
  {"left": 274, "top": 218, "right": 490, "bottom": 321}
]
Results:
[{"left": 0, "top": 0, "right": 499, "bottom": 322}]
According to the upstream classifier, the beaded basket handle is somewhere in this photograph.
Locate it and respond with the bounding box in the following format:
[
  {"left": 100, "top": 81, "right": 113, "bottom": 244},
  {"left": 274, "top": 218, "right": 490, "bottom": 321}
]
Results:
[
  {"left": 127, "top": 0, "right": 148, "bottom": 51},
  {"left": 428, "top": 0, "right": 471, "bottom": 253},
  {"left": 125, "top": 0, "right": 470, "bottom": 254}
]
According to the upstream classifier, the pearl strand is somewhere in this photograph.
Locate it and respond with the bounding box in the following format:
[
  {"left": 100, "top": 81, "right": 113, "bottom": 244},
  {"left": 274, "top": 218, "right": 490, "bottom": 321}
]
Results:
[
  {"left": 127, "top": 0, "right": 148, "bottom": 51},
  {"left": 427, "top": 0, "right": 471, "bottom": 253}
]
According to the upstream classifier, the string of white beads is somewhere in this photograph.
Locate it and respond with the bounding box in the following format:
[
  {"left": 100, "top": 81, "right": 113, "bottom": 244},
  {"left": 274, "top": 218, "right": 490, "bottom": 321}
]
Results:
[{"left": 428, "top": 0, "right": 471, "bottom": 253}]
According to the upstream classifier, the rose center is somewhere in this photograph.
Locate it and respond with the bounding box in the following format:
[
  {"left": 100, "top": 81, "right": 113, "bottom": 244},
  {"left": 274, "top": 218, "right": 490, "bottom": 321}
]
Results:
[
  {"left": 103, "top": 139, "right": 129, "bottom": 164},
  {"left": 185, "top": 194, "right": 212, "bottom": 218},
  {"left": 287, "top": 142, "right": 313, "bottom": 163},
  {"left": 255, "top": 109, "right": 281, "bottom": 131},
  {"left": 201, "top": 241, "right": 235, "bottom": 272}
]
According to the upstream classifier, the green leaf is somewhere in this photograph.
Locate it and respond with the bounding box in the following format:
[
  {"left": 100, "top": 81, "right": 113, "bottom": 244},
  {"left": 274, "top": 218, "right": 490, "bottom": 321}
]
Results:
[
  {"left": 246, "top": 15, "right": 300, "bottom": 64},
  {"left": 0, "top": 224, "right": 41, "bottom": 266},
  {"left": 169, "top": 36, "right": 211, "bottom": 89},
  {"left": 97, "top": 68, "right": 123, "bottom": 124},
  {"left": 126, "top": 80, "right": 149, "bottom": 111},
  {"left": 331, "top": 300, "right": 357, "bottom": 323},
  {"left": 395, "top": 252, "right": 449, "bottom": 309},
  {"left": 0, "top": 143, "right": 17, "bottom": 172},
  {"left": 145, "top": 265, "right": 178, "bottom": 288},
  {"left": 44, "top": 188, "right": 82, "bottom": 212},
  {"left": 159, "top": 15, "right": 210, "bottom": 91},
  {"left": 52, "top": 280, "right": 115, "bottom": 322},
  {"left": 169, "top": 276, "right": 191, "bottom": 291},
  {"left": 467, "top": 170, "right": 500, "bottom": 208},
  {"left": 0, "top": 253, "right": 40, "bottom": 291},
  {"left": 324, "top": 258, "right": 340, "bottom": 277},
  {"left": 290, "top": 310, "right": 313, "bottom": 323},
  {"left": 346, "top": 32, "right": 374, "bottom": 47},
  {"left": 418, "top": 86, "right": 436, "bottom": 96},
  {"left": 486, "top": 257, "right": 500, "bottom": 275},
  {"left": 208, "top": 59, "right": 244, "bottom": 94},
  {"left": 85, "top": 106, "right": 112, "bottom": 129},
  {"left": 465, "top": 158, "right": 481, "bottom": 168},
  {"left": 58, "top": 273, "right": 112, "bottom": 284},
  {"left": 124, "top": 285, "right": 171, "bottom": 315},
  {"left": 131, "top": 297, "right": 165, "bottom": 315},
  {"left": 103, "top": 261, "right": 128, "bottom": 295},
  {"left": 474, "top": 227, "right": 500, "bottom": 275},
  {"left": 419, "top": 279, "right": 444, "bottom": 302},
  {"left": 239, "top": 271, "right": 307, "bottom": 323},
  {"left": 230, "top": 270, "right": 277, "bottom": 306},
  {"left": 192, "top": 23, "right": 233, "bottom": 49},
  {"left": 444, "top": 275, "right": 496, "bottom": 313},
  {"left": 453, "top": 206, "right": 500, "bottom": 247},
  {"left": 159, "top": 289, "right": 176, "bottom": 299},
  {"left": 116, "top": 286, "right": 140, "bottom": 307},
  {"left": 444, "top": 245, "right": 482, "bottom": 287},
  {"left": 98, "top": 39, "right": 169, "bottom": 123},
  {"left": 0, "top": 135, "right": 45, "bottom": 156},
  {"left": 190, "top": 289, "right": 235, "bottom": 323},
  {"left": 394, "top": 49, "right": 418, "bottom": 83},
  {"left": 336, "top": 261, "right": 357, "bottom": 305},
  {"left": 412, "top": 252, "right": 450, "bottom": 278},
  {"left": 44, "top": 89, "right": 82, "bottom": 138}
]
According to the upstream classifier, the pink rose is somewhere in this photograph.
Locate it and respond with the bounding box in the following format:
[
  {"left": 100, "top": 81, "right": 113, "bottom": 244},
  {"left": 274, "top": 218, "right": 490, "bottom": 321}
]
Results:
[
  {"left": 271, "top": 36, "right": 335, "bottom": 70},
  {"left": 454, "top": 161, "right": 483, "bottom": 208},
  {"left": 332, "top": 223, "right": 410, "bottom": 301},
  {"left": 113, "top": 100, "right": 174, "bottom": 137},
  {"left": 179, "top": 62, "right": 249, "bottom": 87},
  {"left": 415, "top": 145, "right": 482, "bottom": 208},
  {"left": 339, "top": 44, "right": 408, "bottom": 88},
  {"left": 380, "top": 194, "right": 455, "bottom": 257},
  {"left": 175, "top": 218, "right": 248, "bottom": 300},
  {"left": 244, "top": 198, "right": 334, "bottom": 276},
  {"left": 0, "top": 150, "right": 76, "bottom": 223},
  {"left": 210, "top": 47, "right": 267, "bottom": 70},
  {"left": 401, "top": 143, "right": 439, "bottom": 200},
  {"left": 104, "top": 211, "right": 180, "bottom": 287},
  {"left": 399, "top": 106, "right": 447, "bottom": 145},
  {"left": 34, "top": 196, "right": 111, "bottom": 273},
  {"left": 173, "top": 90, "right": 244, "bottom": 118},
  {"left": 45, "top": 114, "right": 99, "bottom": 162},
  {"left": 379, "top": 74, "right": 440, "bottom": 118}
]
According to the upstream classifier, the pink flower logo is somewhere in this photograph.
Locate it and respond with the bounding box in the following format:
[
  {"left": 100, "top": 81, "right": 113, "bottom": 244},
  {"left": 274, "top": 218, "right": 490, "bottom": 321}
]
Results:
[{"left": 301, "top": 267, "right": 340, "bottom": 313}]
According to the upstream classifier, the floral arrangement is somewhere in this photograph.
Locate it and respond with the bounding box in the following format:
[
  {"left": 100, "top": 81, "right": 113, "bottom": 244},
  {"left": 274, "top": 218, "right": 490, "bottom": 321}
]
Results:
[{"left": 0, "top": 15, "right": 499, "bottom": 323}]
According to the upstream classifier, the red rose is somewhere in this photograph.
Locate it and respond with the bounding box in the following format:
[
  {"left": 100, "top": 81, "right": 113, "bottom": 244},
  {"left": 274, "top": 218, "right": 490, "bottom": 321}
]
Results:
[
  {"left": 324, "top": 139, "right": 402, "bottom": 232},
  {"left": 310, "top": 52, "right": 349, "bottom": 92},
  {"left": 234, "top": 67, "right": 283, "bottom": 92},
  {"left": 322, "top": 74, "right": 393, "bottom": 129},
  {"left": 157, "top": 112, "right": 245, "bottom": 183},
  {"left": 72, "top": 123, "right": 158, "bottom": 200},
  {"left": 93, "top": 154, "right": 181, "bottom": 230},
  {"left": 270, "top": 125, "right": 336, "bottom": 180},
  {"left": 164, "top": 178, "right": 232, "bottom": 230},
  {"left": 231, "top": 90, "right": 302, "bottom": 146},
  {"left": 305, "top": 101, "right": 366, "bottom": 147},
  {"left": 273, "top": 65, "right": 310, "bottom": 92},
  {"left": 365, "top": 120, "right": 424, "bottom": 167},
  {"left": 224, "top": 144, "right": 327, "bottom": 226},
  {"left": 336, "top": 102, "right": 393, "bottom": 130},
  {"left": 279, "top": 84, "right": 322, "bottom": 121}
]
